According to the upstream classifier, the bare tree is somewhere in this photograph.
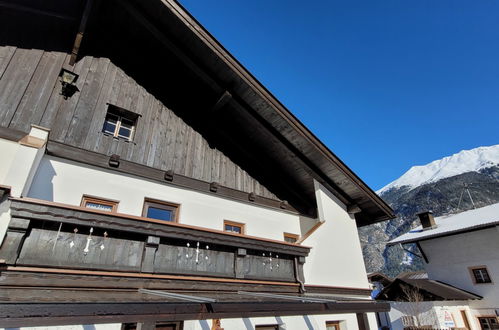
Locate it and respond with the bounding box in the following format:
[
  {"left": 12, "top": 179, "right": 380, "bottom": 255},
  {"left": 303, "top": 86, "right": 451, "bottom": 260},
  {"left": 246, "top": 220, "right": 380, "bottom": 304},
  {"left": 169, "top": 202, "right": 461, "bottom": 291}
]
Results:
[
  {"left": 401, "top": 284, "right": 425, "bottom": 327},
  {"left": 397, "top": 284, "right": 439, "bottom": 329}
]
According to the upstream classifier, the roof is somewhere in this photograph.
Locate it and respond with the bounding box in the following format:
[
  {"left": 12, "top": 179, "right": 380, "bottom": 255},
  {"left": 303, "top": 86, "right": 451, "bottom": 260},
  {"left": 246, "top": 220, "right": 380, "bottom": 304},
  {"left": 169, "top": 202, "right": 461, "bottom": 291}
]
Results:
[
  {"left": 118, "top": 0, "right": 395, "bottom": 225},
  {"left": 375, "top": 272, "right": 482, "bottom": 301},
  {"left": 389, "top": 203, "right": 499, "bottom": 245}
]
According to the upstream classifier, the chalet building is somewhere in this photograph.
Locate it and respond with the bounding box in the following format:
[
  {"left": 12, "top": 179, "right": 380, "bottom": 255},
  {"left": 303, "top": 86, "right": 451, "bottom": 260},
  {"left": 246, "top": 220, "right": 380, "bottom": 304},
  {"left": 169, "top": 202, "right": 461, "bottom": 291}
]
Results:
[
  {"left": 0, "top": 0, "right": 395, "bottom": 329},
  {"left": 387, "top": 204, "right": 499, "bottom": 330}
]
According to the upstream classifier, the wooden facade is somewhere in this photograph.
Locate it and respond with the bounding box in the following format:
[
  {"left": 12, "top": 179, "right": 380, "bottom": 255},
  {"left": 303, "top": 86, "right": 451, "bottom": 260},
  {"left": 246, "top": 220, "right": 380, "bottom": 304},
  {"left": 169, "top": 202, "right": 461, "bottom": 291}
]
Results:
[{"left": 0, "top": 47, "right": 278, "bottom": 200}]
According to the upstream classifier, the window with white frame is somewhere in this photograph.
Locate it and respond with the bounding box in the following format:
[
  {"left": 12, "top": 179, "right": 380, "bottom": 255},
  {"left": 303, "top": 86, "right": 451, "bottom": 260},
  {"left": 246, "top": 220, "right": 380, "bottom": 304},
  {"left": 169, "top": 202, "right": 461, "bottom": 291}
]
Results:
[{"left": 102, "top": 104, "right": 138, "bottom": 141}]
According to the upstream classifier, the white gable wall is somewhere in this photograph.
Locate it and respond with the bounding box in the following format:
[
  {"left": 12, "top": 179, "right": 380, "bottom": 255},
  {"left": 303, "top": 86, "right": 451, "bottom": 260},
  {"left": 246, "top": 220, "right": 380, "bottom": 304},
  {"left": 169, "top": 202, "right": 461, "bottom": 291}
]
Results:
[
  {"left": 302, "top": 181, "right": 370, "bottom": 289},
  {"left": 420, "top": 227, "right": 499, "bottom": 309}
]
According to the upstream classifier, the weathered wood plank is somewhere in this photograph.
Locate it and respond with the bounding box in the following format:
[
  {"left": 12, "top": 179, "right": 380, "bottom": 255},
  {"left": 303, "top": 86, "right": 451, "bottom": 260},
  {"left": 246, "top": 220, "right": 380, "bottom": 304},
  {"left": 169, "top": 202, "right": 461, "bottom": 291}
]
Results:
[
  {"left": 192, "top": 132, "right": 205, "bottom": 180},
  {"left": 202, "top": 139, "right": 213, "bottom": 182},
  {"left": 0, "top": 46, "right": 16, "bottom": 79},
  {"left": 172, "top": 117, "right": 187, "bottom": 173},
  {"left": 160, "top": 107, "right": 177, "bottom": 171},
  {"left": 0, "top": 48, "right": 44, "bottom": 127},
  {"left": 65, "top": 57, "right": 111, "bottom": 146},
  {"left": 49, "top": 55, "right": 93, "bottom": 142},
  {"left": 96, "top": 65, "right": 126, "bottom": 155},
  {"left": 17, "top": 228, "right": 144, "bottom": 272},
  {"left": 144, "top": 99, "right": 162, "bottom": 166},
  {"left": 83, "top": 61, "right": 118, "bottom": 151},
  {"left": 153, "top": 244, "right": 235, "bottom": 278},
  {"left": 9, "top": 51, "right": 66, "bottom": 132},
  {"left": 128, "top": 88, "right": 153, "bottom": 163},
  {"left": 153, "top": 106, "right": 170, "bottom": 168}
]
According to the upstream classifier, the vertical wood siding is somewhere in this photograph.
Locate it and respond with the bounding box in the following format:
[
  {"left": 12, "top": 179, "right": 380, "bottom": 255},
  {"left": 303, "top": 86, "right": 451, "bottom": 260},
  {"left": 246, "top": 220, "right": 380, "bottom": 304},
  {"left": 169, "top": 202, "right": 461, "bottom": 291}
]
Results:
[{"left": 0, "top": 47, "right": 277, "bottom": 199}]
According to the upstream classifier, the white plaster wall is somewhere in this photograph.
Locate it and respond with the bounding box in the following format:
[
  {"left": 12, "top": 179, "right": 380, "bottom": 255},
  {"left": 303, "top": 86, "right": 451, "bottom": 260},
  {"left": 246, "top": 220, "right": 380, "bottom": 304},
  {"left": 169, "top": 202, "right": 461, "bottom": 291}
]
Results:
[
  {"left": 420, "top": 228, "right": 499, "bottom": 308},
  {"left": 184, "top": 313, "right": 359, "bottom": 330},
  {"left": 0, "top": 138, "right": 19, "bottom": 184},
  {"left": 301, "top": 181, "right": 370, "bottom": 289},
  {"left": 1, "top": 324, "right": 121, "bottom": 330},
  {"left": 28, "top": 156, "right": 302, "bottom": 241}
]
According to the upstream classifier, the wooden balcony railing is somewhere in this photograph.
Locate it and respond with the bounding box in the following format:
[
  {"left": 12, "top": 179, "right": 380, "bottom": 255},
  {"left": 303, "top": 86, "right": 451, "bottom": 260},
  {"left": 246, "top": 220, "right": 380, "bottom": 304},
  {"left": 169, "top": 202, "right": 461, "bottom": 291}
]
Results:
[{"left": 0, "top": 198, "right": 309, "bottom": 283}]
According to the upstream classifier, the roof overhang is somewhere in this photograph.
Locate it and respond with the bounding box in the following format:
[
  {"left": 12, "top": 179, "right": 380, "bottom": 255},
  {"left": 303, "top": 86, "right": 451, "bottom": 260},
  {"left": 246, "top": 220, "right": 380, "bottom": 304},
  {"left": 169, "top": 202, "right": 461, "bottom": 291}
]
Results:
[
  {"left": 0, "top": 287, "right": 389, "bottom": 327},
  {"left": 95, "top": 0, "right": 395, "bottom": 225}
]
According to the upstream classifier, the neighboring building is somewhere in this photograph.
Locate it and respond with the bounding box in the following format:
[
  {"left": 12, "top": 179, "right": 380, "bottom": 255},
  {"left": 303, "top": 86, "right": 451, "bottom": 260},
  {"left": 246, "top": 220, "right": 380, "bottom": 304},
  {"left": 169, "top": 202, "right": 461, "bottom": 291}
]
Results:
[
  {"left": 387, "top": 204, "right": 499, "bottom": 330},
  {"left": 0, "top": 0, "right": 395, "bottom": 329},
  {"left": 371, "top": 271, "right": 481, "bottom": 329}
]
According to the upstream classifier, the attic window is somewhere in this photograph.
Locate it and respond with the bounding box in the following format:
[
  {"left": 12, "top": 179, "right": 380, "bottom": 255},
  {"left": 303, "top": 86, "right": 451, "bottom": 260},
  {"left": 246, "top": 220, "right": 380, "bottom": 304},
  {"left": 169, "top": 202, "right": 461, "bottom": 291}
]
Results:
[
  {"left": 470, "top": 266, "right": 492, "bottom": 284},
  {"left": 102, "top": 104, "right": 139, "bottom": 141}
]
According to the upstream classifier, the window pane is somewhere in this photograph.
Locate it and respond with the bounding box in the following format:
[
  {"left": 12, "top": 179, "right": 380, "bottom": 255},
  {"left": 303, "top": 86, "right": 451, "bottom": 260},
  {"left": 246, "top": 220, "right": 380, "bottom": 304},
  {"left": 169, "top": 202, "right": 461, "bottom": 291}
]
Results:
[
  {"left": 118, "top": 126, "right": 132, "bottom": 139},
  {"left": 85, "top": 202, "right": 113, "bottom": 212},
  {"left": 103, "top": 120, "right": 117, "bottom": 134},
  {"left": 225, "top": 225, "right": 241, "bottom": 233},
  {"left": 121, "top": 118, "right": 134, "bottom": 128},
  {"left": 147, "top": 207, "right": 173, "bottom": 221}
]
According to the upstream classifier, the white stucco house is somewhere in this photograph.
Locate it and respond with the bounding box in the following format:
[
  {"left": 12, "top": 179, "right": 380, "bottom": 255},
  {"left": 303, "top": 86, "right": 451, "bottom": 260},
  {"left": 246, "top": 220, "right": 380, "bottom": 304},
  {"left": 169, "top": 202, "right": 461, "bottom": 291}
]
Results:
[
  {"left": 385, "top": 204, "right": 499, "bottom": 330},
  {"left": 0, "top": 0, "right": 395, "bottom": 329}
]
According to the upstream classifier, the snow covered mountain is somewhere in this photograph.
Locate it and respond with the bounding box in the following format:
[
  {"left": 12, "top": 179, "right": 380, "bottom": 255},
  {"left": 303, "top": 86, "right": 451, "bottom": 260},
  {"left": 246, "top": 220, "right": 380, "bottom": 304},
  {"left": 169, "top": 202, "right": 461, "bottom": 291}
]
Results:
[
  {"left": 360, "top": 144, "right": 499, "bottom": 277},
  {"left": 378, "top": 145, "right": 499, "bottom": 194}
]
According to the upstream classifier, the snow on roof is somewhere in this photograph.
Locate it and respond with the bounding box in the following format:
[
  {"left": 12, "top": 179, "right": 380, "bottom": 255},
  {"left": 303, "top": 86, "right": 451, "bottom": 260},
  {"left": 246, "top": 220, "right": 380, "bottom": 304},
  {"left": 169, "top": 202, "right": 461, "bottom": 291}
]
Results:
[{"left": 389, "top": 202, "right": 499, "bottom": 245}]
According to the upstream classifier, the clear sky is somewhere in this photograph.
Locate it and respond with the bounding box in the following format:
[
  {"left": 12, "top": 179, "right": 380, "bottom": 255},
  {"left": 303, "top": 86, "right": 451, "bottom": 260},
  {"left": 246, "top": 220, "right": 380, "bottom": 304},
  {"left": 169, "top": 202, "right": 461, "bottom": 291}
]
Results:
[{"left": 178, "top": 0, "right": 499, "bottom": 191}]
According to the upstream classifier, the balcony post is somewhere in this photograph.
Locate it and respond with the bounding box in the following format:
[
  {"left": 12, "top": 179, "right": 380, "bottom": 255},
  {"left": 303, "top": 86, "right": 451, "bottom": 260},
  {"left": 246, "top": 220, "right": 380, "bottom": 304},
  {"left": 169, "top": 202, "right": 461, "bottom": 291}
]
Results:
[{"left": 141, "top": 236, "right": 160, "bottom": 273}]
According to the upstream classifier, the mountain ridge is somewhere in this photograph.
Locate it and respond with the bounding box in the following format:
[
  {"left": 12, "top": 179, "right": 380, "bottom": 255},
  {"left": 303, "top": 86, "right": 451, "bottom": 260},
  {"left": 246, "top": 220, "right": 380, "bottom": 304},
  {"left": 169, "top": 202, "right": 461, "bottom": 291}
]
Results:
[{"left": 377, "top": 144, "right": 499, "bottom": 195}]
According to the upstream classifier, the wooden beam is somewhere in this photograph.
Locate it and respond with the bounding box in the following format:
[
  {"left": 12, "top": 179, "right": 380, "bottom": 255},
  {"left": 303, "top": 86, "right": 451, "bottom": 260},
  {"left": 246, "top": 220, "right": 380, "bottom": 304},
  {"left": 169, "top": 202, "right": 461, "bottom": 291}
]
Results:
[
  {"left": 0, "top": 1, "right": 78, "bottom": 21},
  {"left": 115, "top": 0, "right": 223, "bottom": 94},
  {"left": 45, "top": 140, "right": 299, "bottom": 214},
  {"left": 416, "top": 242, "right": 429, "bottom": 264},
  {"left": 357, "top": 313, "right": 370, "bottom": 330},
  {"left": 69, "top": 0, "right": 94, "bottom": 66},
  {"left": 211, "top": 91, "right": 232, "bottom": 112}
]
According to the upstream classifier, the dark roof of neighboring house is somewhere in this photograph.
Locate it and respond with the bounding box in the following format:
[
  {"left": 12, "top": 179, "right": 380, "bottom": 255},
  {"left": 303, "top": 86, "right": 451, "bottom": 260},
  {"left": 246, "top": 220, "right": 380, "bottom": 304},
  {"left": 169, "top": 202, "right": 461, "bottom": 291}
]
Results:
[
  {"left": 367, "top": 272, "right": 393, "bottom": 287},
  {"left": 375, "top": 272, "right": 482, "bottom": 301}
]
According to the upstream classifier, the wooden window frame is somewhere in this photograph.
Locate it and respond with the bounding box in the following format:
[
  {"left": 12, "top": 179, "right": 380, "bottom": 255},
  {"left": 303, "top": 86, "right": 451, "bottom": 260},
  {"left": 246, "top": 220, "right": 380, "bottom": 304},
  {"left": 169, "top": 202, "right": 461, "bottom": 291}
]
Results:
[
  {"left": 223, "top": 220, "right": 245, "bottom": 235},
  {"left": 81, "top": 195, "right": 119, "bottom": 212},
  {"left": 477, "top": 316, "right": 499, "bottom": 330},
  {"left": 255, "top": 325, "right": 279, "bottom": 330},
  {"left": 461, "top": 310, "right": 471, "bottom": 330},
  {"left": 142, "top": 198, "right": 180, "bottom": 223},
  {"left": 283, "top": 232, "right": 299, "bottom": 243},
  {"left": 325, "top": 321, "right": 341, "bottom": 330},
  {"left": 469, "top": 265, "right": 493, "bottom": 284},
  {"left": 102, "top": 104, "right": 139, "bottom": 141}
]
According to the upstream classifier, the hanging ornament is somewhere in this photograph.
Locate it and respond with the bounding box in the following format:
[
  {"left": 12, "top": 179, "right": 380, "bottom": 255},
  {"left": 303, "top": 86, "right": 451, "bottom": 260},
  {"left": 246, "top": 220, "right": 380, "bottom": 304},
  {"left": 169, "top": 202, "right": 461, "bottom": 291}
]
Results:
[
  {"left": 100, "top": 231, "right": 108, "bottom": 250},
  {"left": 186, "top": 242, "right": 191, "bottom": 258},
  {"left": 83, "top": 227, "right": 93, "bottom": 255},
  {"left": 69, "top": 227, "right": 78, "bottom": 248}
]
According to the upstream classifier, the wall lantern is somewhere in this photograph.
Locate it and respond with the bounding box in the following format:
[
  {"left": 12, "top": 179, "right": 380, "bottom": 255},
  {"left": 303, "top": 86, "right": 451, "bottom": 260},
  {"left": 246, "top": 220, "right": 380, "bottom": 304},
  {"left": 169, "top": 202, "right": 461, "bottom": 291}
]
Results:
[{"left": 59, "top": 68, "right": 79, "bottom": 99}]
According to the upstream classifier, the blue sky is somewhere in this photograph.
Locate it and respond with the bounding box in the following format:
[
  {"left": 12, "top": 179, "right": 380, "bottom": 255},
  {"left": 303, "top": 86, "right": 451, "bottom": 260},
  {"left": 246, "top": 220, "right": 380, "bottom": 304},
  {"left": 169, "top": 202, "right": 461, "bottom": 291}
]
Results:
[{"left": 179, "top": 0, "right": 499, "bottom": 191}]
